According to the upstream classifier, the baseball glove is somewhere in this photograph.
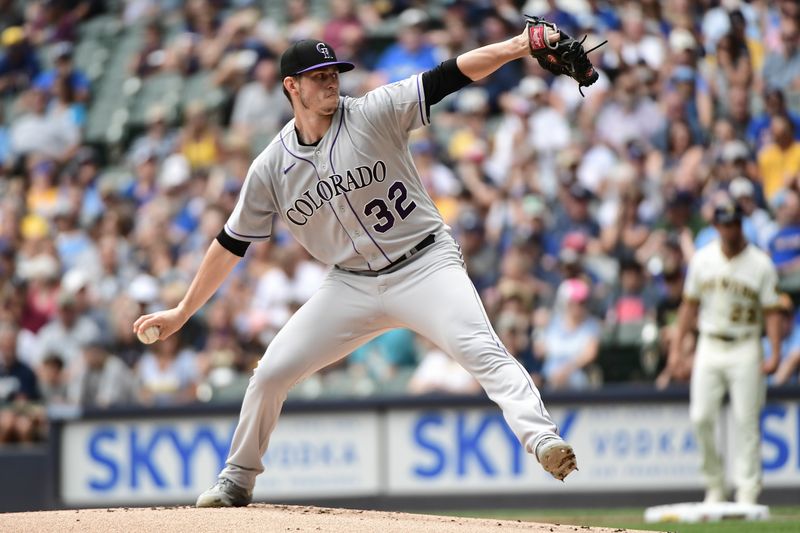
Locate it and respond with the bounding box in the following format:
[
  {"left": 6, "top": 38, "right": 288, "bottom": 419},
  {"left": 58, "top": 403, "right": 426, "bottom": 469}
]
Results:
[{"left": 524, "top": 15, "right": 607, "bottom": 96}]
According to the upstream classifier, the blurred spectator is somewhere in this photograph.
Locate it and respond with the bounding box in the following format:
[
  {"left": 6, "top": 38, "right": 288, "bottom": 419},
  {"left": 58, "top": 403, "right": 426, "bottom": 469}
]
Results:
[
  {"left": 61, "top": 268, "right": 108, "bottom": 333},
  {"left": 456, "top": 209, "right": 500, "bottom": 294},
  {"left": 322, "top": 0, "right": 365, "bottom": 62},
  {"left": 595, "top": 68, "right": 663, "bottom": 152},
  {"left": 209, "top": 11, "right": 270, "bottom": 90},
  {"left": 0, "top": 105, "right": 10, "bottom": 169},
  {"left": 709, "top": 30, "right": 752, "bottom": 117},
  {"left": 0, "top": 26, "right": 40, "bottom": 95},
  {"left": 0, "top": 402, "right": 44, "bottom": 444},
  {"left": 606, "top": 257, "right": 656, "bottom": 325},
  {"left": 9, "top": 87, "right": 80, "bottom": 162},
  {"left": 53, "top": 208, "right": 96, "bottom": 272},
  {"left": 137, "top": 333, "right": 199, "bottom": 405},
  {"left": 69, "top": 339, "right": 138, "bottom": 407},
  {"left": 581, "top": 0, "right": 621, "bottom": 35},
  {"left": 763, "top": 294, "right": 800, "bottom": 386},
  {"left": 130, "top": 20, "right": 167, "bottom": 78},
  {"left": 747, "top": 88, "right": 800, "bottom": 150},
  {"left": 757, "top": 114, "right": 800, "bottom": 202},
  {"left": 767, "top": 189, "right": 800, "bottom": 275},
  {"left": 33, "top": 41, "right": 90, "bottom": 102},
  {"left": 552, "top": 185, "right": 600, "bottom": 252},
  {"left": 522, "top": 77, "right": 571, "bottom": 192},
  {"left": 37, "top": 353, "right": 68, "bottom": 405},
  {"left": 761, "top": 17, "right": 800, "bottom": 94},
  {"left": 122, "top": 145, "right": 160, "bottom": 206},
  {"left": 470, "top": 12, "right": 522, "bottom": 111},
  {"left": 724, "top": 85, "right": 752, "bottom": 141},
  {"left": 349, "top": 329, "right": 417, "bottom": 385},
  {"left": 654, "top": 261, "right": 686, "bottom": 386},
  {"left": 410, "top": 138, "right": 461, "bottom": 222},
  {"left": 230, "top": 58, "right": 291, "bottom": 144},
  {"left": 494, "top": 243, "right": 542, "bottom": 312},
  {"left": 27, "top": 0, "right": 86, "bottom": 45},
  {"left": 17, "top": 254, "right": 60, "bottom": 335},
  {"left": 538, "top": 0, "right": 580, "bottom": 38},
  {"left": 535, "top": 278, "right": 601, "bottom": 390},
  {"left": 729, "top": 176, "right": 773, "bottom": 249},
  {"left": 0, "top": 320, "right": 40, "bottom": 402},
  {"left": 70, "top": 147, "right": 105, "bottom": 226},
  {"left": 107, "top": 294, "right": 147, "bottom": 369},
  {"left": 494, "top": 296, "right": 540, "bottom": 384},
  {"left": 248, "top": 242, "right": 326, "bottom": 344},
  {"left": 651, "top": 116, "right": 705, "bottom": 190},
  {"left": 408, "top": 337, "right": 480, "bottom": 395},
  {"left": 179, "top": 100, "right": 223, "bottom": 170},
  {"left": 604, "top": 4, "right": 665, "bottom": 71},
  {"left": 373, "top": 8, "right": 439, "bottom": 84},
  {"left": 127, "top": 105, "right": 178, "bottom": 165},
  {"left": 653, "top": 189, "right": 703, "bottom": 249},
  {"left": 48, "top": 73, "right": 86, "bottom": 129},
  {"left": 600, "top": 183, "right": 651, "bottom": 260},
  {"left": 33, "top": 288, "right": 102, "bottom": 368}
]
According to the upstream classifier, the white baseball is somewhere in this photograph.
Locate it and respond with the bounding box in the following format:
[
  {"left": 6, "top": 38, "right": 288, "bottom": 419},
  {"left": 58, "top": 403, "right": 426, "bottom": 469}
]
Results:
[{"left": 137, "top": 325, "right": 161, "bottom": 344}]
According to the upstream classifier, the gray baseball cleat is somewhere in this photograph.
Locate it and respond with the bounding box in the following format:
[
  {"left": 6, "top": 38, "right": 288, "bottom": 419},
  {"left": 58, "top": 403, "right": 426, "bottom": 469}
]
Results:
[
  {"left": 535, "top": 436, "right": 578, "bottom": 481},
  {"left": 196, "top": 478, "right": 253, "bottom": 508}
]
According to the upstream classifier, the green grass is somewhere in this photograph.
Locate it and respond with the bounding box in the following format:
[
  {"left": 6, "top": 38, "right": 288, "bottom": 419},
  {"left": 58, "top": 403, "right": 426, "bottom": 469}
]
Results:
[{"left": 427, "top": 506, "right": 800, "bottom": 532}]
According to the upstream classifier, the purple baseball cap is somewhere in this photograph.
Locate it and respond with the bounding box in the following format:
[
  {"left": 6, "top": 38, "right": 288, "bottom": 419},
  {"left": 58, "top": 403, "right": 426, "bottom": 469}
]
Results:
[{"left": 279, "top": 39, "right": 354, "bottom": 78}]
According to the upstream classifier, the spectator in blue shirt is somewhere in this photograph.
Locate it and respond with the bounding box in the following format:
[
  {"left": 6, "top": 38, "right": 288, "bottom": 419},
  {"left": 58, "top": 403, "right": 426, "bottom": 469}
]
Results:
[
  {"left": 746, "top": 88, "right": 800, "bottom": 151},
  {"left": 541, "top": 0, "right": 581, "bottom": 38},
  {"left": 33, "top": 41, "right": 90, "bottom": 102},
  {"left": 768, "top": 189, "right": 800, "bottom": 274},
  {"left": 349, "top": 329, "right": 418, "bottom": 383},
  {"left": 0, "top": 26, "right": 40, "bottom": 95},
  {"left": 374, "top": 8, "right": 439, "bottom": 84},
  {"left": 536, "top": 278, "right": 601, "bottom": 390}
]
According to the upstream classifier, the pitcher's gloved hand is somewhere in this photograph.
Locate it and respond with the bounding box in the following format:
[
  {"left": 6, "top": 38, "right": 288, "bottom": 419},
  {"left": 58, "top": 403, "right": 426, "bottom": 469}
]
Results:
[{"left": 524, "top": 15, "right": 607, "bottom": 96}]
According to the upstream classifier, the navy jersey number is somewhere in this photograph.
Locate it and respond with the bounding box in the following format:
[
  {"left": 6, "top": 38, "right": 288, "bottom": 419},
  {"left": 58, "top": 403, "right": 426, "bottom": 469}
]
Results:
[{"left": 364, "top": 181, "right": 417, "bottom": 233}]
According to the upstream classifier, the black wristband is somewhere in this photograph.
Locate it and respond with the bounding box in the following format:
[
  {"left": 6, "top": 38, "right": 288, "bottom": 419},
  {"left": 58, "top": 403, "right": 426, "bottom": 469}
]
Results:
[{"left": 216, "top": 228, "right": 250, "bottom": 257}]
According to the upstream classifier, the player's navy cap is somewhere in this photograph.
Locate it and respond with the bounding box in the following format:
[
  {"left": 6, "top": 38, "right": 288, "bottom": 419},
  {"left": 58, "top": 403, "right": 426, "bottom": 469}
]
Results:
[
  {"left": 280, "top": 39, "right": 354, "bottom": 78},
  {"left": 712, "top": 197, "right": 743, "bottom": 224}
]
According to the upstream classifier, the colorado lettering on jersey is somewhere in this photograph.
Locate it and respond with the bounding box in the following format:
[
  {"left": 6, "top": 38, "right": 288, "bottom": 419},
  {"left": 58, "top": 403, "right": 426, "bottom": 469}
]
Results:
[
  {"left": 698, "top": 276, "right": 759, "bottom": 302},
  {"left": 286, "top": 160, "right": 388, "bottom": 225}
]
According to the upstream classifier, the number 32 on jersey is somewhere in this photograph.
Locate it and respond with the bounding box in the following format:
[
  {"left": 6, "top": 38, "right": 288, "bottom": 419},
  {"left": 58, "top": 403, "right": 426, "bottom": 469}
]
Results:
[{"left": 364, "top": 181, "right": 417, "bottom": 233}]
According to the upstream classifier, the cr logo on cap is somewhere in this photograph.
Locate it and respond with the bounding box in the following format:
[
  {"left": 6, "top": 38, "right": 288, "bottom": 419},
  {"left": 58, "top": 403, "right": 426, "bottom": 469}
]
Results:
[{"left": 316, "top": 42, "right": 333, "bottom": 60}]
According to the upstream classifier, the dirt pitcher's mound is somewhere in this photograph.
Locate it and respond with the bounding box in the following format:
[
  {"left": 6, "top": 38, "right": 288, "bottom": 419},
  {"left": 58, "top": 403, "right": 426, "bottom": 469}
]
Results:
[{"left": 2, "top": 504, "right": 653, "bottom": 533}]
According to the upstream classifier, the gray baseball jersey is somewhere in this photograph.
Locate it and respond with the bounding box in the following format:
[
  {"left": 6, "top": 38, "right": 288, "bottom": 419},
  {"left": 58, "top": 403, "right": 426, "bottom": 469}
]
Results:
[
  {"left": 224, "top": 74, "right": 444, "bottom": 271},
  {"left": 213, "top": 73, "right": 564, "bottom": 496}
]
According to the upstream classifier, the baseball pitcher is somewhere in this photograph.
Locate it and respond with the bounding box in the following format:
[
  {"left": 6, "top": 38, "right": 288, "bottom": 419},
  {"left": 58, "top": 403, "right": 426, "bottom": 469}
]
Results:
[
  {"left": 667, "top": 196, "right": 782, "bottom": 505},
  {"left": 134, "top": 17, "right": 601, "bottom": 507}
]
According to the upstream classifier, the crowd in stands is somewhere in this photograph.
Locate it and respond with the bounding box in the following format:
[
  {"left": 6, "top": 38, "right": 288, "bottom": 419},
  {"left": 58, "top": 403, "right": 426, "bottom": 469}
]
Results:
[{"left": 2, "top": 0, "right": 800, "bottom": 445}]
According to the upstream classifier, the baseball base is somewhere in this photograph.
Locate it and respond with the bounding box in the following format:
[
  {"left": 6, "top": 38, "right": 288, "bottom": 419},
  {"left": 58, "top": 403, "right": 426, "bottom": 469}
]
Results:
[{"left": 644, "top": 502, "right": 770, "bottom": 523}]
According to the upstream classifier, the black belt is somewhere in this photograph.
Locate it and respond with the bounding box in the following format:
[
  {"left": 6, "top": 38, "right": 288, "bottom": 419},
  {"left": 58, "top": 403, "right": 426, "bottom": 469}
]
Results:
[
  {"left": 706, "top": 332, "right": 755, "bottom": 343},
  {"left": 340, "top": 234, "right": 435, "bottom": 277}
]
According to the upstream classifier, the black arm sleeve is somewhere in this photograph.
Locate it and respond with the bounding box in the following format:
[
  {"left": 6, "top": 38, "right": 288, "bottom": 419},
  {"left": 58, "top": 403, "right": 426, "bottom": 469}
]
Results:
[
  {"left": 216, "top": 228, "right": 250, "bottom": 257},
  {"left": 421, "top": 58, "right": 473, "bottom": 114}
]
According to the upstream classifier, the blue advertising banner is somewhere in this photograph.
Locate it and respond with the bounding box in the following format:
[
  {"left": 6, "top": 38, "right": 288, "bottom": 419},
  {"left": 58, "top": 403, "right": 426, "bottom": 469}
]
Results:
[
  {"left": 60, "top": 413, "right": 380, "bottom": 505},
  {"left": 58, "top": 401, "right": 799, "bottom": 505}
]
